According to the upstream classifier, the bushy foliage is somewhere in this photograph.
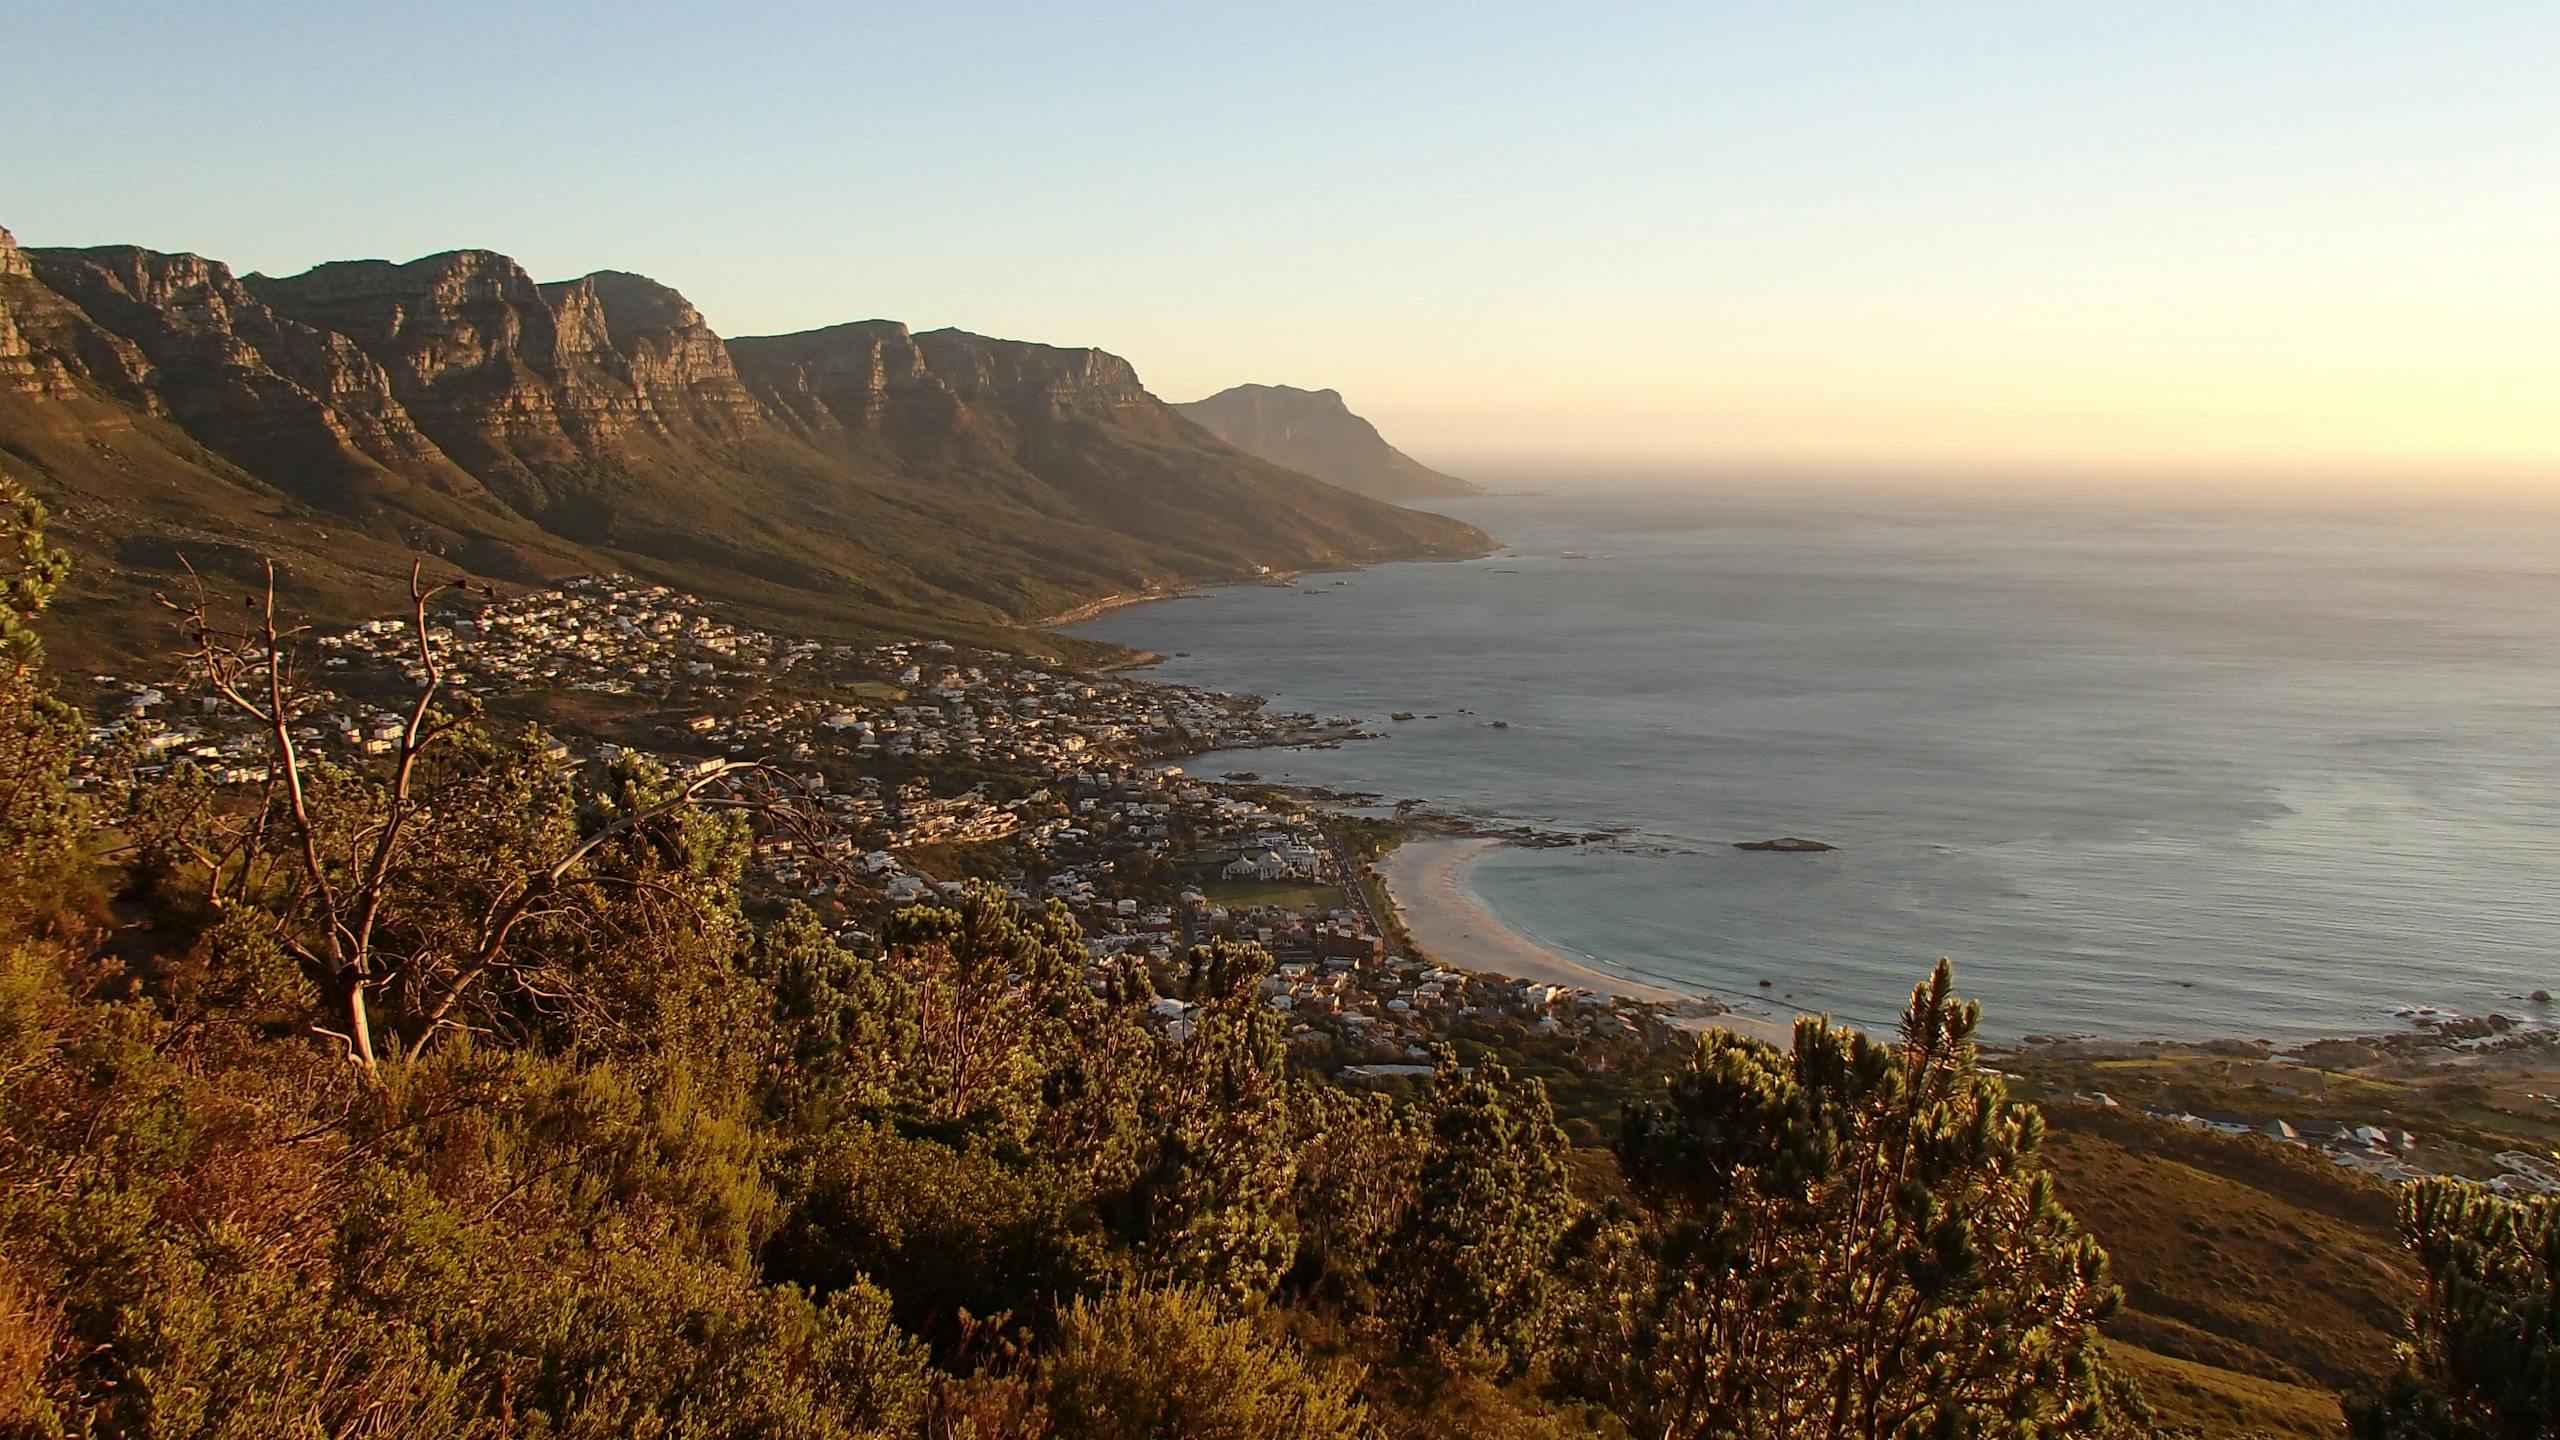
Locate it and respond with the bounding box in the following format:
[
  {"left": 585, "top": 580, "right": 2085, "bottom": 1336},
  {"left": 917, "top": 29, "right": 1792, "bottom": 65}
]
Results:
[
  {"left": 1118, "top": 941, "right": 1302, "bottom": 1308},
  {"left": 1287, "top": 1087, "right": 1423, "bottom": 1302},
  {"left": 770, "top": 1122, "right": 1109, "bottom": 1346},
  {"left": 0, "top": 472, "right": 84, "bottom": 931},
  {"left": 0, "top": 520, "right": 2206, "bottom": 1438},
  {"left": 0, "top": 936, "right": 928, "bottom": 1440},
  {"left": 1041, "top": 1286, "right": 1369, "bottom": 1440},
  {"left": 1573, "top": 962, "right": 2123, "bottom": 1439},
  {"left": 1382, "top": 1052, "right": 1576, "bottom": 1374},
  {"left": 2349, "top": 1180, "right": 2557, "bottom": 1439}
]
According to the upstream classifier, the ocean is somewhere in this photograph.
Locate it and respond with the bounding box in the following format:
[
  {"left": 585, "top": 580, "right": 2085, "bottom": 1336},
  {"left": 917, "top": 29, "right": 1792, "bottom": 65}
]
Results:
[{"left": 1068, "top": 489, "right": 2560, "bottom": 1042}]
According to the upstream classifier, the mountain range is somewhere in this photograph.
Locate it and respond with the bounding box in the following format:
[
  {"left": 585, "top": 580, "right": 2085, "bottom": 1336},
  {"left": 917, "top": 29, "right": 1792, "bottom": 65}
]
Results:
[
  {"left": 1176, "top": 384, "right": 1478, "bottom": 502},
  {"left": 0, "top": 225, "right": 1487, "bottom": 668}
]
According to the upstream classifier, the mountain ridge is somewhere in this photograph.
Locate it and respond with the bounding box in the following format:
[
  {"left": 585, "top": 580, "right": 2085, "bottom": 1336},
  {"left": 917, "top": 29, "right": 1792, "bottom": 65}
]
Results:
[
  {"left": 0, "top": 225, "right": 1489, "bottom": 669},
  {"left": 1176, "top": 382, "right": 1478, "bottom": 502}
]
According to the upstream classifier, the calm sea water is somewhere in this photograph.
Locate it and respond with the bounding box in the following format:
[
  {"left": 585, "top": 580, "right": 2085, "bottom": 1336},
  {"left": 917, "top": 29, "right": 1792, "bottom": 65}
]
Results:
[{"left": 1070, "top": 491, "right": 2560, "bottom": 1041}]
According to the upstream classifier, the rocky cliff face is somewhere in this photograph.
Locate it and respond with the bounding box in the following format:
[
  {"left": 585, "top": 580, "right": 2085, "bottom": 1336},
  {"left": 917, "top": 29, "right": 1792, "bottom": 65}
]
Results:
[
  {"left": 246, "top": 251, "right": 623, "bottom": 474},
  {"left": 571, "top": 271, "right": 763, "bottom": 437},
  {"left": 911, "top": 329, "right": 1153, "bottom": 416},
  {"left": 0, "top": 227, "right": 156, "bottom": 405},
  {"left": 0, "top": 223, "right": 1492, "bottom": 669},
  {"left": 1176, "top": 382, "right": 1477, "bottom": 502},
  {"left": 0, "top": 227, "right": 44, "bottom": 396},
  {"left": 728, "top": 322, "right": 1155, "bottom": 451},
  {"left": 728, "top": 320, "right": 955, "bottom": 441},
  {"left": 27, "top": 245, "right": 471, "bottom": 499},
  {"left": 233, "top": 254, "right": 791, "bottom": 482}
]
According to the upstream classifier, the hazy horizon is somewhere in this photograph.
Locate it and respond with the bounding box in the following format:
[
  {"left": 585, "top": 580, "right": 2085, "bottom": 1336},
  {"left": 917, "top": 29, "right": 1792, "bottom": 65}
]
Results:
[
  {"left": 1449, "top": 458, "right": 2560, "bottom": 506},
  {"left": 9, "top": 2, "right": 2554, "bottom": 489}
]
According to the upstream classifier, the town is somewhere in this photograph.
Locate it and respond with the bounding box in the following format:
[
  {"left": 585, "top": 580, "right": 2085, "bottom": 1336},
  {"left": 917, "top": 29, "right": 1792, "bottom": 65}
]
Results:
[{"left": 77, "top": 575, "right": 1681, "bottom": 1077}]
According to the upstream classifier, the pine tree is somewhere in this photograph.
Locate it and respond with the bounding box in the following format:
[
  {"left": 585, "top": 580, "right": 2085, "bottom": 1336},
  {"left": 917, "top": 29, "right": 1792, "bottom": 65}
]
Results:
[
  {"left": 0, "top": 471, "right": 83, "bottom": 932},
  {"left": 1124, "top": 942, "right": 1302, "bottom": 1308},
  {"left": 1382, "top": 1051, "right": 1577, "bottom": 1374},
  {"left": 1288, "top": 1087, "right": 1424, "bottom": 1301},
  {"left": 747, "top": 903, "right": 919, "bottom": 1123},
  {"left": 1042, "top": 1285, "right": 1369, "bottom": 1440},
  {"left": 1587, "top": 960, "right": 2121, "bottom": 1439},
  {"left": 2348, "top": 1179, "right": 2558, "bottom": 1440}
]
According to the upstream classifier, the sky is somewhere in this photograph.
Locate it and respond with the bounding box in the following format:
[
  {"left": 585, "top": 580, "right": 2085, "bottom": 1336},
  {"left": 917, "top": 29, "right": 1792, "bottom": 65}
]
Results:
[{"left": 6, "top": 2, "right": 2556, "bottom": 489}]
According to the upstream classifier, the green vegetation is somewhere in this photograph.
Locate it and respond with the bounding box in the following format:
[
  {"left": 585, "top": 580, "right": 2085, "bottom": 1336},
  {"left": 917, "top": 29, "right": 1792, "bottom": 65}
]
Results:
[
  {"left": 1043, "top": 1287, "right": 1369, "bottom": 1440},
  {"left": 0, "top": 496, "right": 2535, "bottom": 1438},
  {"left": 0, "top": 474, "right": 83, "bottom": 931},
  {"left": 1585, "top": 970, "right": 2122, "bottom": 1438},
  {"left": 2003, "top": 1045, "right": 2560, "bottom": 1170},
  {"left": 1201, "top": 879, "right": 1346, "bottom": 912},
  {"left": 1381, "top": 1054, "right": 1576, "bottom": 1373},
  {"left": 2347, "top": 1182, "right": 2557, "bottom": 1439}
]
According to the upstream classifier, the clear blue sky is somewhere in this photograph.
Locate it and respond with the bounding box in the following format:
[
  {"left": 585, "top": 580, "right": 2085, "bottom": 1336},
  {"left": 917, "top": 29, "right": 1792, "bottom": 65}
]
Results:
[{"left": 8, "top": 2, "right": 2556, "bottom": 485}]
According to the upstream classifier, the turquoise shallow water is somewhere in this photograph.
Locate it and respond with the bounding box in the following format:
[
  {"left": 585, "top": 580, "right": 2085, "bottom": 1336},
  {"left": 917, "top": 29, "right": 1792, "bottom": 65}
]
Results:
[{"left": 1070, "top": 490, "right": 2560, "bottom": 1041}]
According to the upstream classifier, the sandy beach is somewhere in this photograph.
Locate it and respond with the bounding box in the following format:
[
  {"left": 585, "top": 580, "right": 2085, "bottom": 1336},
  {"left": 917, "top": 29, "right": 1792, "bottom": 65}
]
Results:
[{"left": 1380, "top": 836, "right": 1799, "bottom": 1047}]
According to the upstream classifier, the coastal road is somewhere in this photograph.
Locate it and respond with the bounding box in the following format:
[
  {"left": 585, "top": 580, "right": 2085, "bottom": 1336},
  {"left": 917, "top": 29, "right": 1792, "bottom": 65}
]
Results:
[{"left": 1318, "top": 823, "right": 1386, "bottom": 937}]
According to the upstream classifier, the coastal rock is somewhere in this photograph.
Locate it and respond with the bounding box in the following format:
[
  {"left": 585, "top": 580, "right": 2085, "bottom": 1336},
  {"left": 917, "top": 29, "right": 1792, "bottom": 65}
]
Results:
[{"left": 1734, "top": 836, "right": 1837, "bottom": 853}]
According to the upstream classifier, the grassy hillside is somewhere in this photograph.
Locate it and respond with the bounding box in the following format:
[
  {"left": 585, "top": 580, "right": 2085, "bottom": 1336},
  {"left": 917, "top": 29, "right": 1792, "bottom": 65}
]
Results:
[
  {"left": 2101, "top": 1341, "right": 2352, "bottom": 1440},
  {"left": 2037, "top": 1104, "right": 2419, "bottom": 1436}
]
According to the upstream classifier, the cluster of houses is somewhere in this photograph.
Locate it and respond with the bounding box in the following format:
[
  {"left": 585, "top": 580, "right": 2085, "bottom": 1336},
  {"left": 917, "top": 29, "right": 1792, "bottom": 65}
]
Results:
[
  {"left": 83, "top": 678, "right": 472, "bottom": 787},
  {"left": 76, "top": 572, "right": 1671, "bottom": 1070},
  {"left": 1133, "top": 896, "right": 1670, "bottom": 1066}
]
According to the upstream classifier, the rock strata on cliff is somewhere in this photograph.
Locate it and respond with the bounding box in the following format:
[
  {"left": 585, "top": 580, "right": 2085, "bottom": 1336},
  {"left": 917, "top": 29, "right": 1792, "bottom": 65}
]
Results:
[
  {"left": 0, "top": 227, "right": 156, "bottom": 404},
  {"left": 29, "top": 245, "right": 474, "bottom": 502}
]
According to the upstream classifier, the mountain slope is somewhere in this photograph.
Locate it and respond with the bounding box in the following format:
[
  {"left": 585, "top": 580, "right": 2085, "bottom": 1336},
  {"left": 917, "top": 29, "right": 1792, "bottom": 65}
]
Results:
[
  {"left": 0, "top": 225, "right": 1488, "bottom": 669},
  {"left": 1176, "top": 383, "right": 1478, "bottom": 502}
]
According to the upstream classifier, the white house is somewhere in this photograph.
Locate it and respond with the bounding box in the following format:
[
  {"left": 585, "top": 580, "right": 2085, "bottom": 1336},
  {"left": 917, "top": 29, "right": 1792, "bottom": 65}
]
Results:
[{"left": 1223, "top": 849, "right": 1291, "bottom": 882}]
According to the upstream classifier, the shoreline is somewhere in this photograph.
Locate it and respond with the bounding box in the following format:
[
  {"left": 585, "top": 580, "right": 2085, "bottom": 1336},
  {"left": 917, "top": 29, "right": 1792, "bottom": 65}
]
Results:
[
  {"left": 1061, "top": 549, "right": 2555, "bottom": 1063},
  {"left": 1373, "top": 835, "right": 2560, "bottom": 1069},
  {"left": 1034, "top": 587, "right": 1184, "bottom": 629},
  {"left": 1044, "top": 552, "right": 1490, "bottom": 635},
  {"left": 1038, "top": 565, "right": 1341, "bottom": 631},
  {"left": 1379, "top": 835, "right": 1801, "bottom": 1047}
]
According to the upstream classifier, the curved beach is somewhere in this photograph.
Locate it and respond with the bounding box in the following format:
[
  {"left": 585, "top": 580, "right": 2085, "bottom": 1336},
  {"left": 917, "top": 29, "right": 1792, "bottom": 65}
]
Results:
[{"left": 1380, "top": 836, "right": 1798, "bottom": 1046}]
